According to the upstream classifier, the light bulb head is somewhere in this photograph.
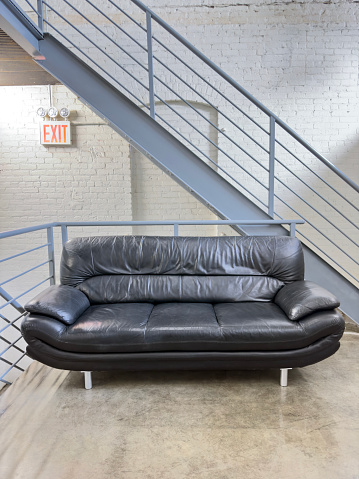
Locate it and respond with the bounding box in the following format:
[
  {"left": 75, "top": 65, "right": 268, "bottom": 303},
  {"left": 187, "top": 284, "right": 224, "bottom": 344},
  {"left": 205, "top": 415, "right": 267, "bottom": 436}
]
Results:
[
  {"left": 37, "top": 107, "right": 47, "bottom": 117},
  {"left": 48, "top": 107, "right": 58, "bottom": 119},
  {"left": 59, "top": 107, "right": 70, "bottom": 119}
]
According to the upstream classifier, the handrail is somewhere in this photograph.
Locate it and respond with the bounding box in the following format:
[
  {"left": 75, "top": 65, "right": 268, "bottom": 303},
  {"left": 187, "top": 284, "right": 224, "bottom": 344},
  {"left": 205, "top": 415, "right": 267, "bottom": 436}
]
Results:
[
  {"left": 0, "top": 222, "right": 56, "bottom": 239},
  {"left": 0, "top": 219, "right": 304, "bottom": 232},
  {"left": 130, "top": 0, "right": 359, "bottom": 194}
]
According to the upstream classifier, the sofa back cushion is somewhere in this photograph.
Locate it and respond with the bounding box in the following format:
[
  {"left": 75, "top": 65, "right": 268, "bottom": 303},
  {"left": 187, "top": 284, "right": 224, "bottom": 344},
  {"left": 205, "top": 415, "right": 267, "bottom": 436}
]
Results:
[{"left": 60, "top": 235, "right": 304, "bottom": 303}]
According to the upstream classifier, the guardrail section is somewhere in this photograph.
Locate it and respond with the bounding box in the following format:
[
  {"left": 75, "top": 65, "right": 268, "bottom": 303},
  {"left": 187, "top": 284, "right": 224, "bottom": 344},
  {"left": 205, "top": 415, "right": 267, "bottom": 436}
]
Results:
[{"left": 0, "top": 224, "right": 55, "bottom": 388}]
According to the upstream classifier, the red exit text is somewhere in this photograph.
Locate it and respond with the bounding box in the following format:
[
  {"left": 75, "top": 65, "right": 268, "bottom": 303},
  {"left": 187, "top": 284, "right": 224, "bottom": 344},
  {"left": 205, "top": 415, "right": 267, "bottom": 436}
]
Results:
[{"left": 40, "top": 121, "right": 71, "bottom": 145}]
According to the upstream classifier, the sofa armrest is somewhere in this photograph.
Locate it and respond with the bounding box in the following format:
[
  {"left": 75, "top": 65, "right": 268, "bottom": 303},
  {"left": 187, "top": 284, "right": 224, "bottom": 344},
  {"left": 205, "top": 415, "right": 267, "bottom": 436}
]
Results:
[
  {"left": 25, "top": 285, "right": 90, "bottom": 325},
  {"left": 274, "top": 280, "right": 340, "bottom": 321}
]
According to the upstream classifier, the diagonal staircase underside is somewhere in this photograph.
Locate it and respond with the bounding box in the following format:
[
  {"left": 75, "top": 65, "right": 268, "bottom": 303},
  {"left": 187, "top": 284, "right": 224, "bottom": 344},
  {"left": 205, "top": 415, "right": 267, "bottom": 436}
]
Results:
[{"left": 0, "top": 0, "right": 358, "bottom": 322}]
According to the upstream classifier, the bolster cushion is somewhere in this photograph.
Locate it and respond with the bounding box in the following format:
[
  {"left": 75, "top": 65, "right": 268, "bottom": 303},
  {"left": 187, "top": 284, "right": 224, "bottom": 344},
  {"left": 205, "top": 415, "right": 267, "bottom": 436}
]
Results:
[
  {"left": 60, "top": 235, "right": 304, "bottom": 286},
  {"left": 25, "top": 285, "right": 90, "bottom": 325},
  {"left": 274, "top": 280, "right": 340, "bottom": 320}
]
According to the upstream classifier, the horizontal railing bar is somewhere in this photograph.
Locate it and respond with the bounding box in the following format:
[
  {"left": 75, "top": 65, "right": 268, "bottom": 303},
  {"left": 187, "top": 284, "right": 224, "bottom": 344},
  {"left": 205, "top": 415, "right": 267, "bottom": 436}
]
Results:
[
  {"left": 0, "top": 286, "right": 25, "bottom": 314},
  {"left": 0, "top": 222, "right": 55, "bottom": 239},
  {"left": 155, "top": 111, "right": 226, "bottom": 168},
  {"left": 0, "top": 335, "right": 25, "bottom": 354},
  {"left": 0, "top": 335, "right": 23, "bottom": 357},
  {"left": 154, "top": 111, "right": 269, "bottom": 209},
  {"left": 0, "top": 356, "right": 24, "bottom": 373},
  {"left": 156, "top": 95, "right": 268, "bottom": 174},
  {"left": 154, "top": 94, "right": 268, "bottom": 191},
  {"left": 294, "top": 227, "right": 359, "bottom": 284},
  {"left": 107, "top": 0, "right": 146, "bottom": 32},
  {"left": 62, "top": 0, "right": 148, "bottom": 72},
  {"left": 152, "top": 34, "right": 269, "bottom": 135},
  {"left": 84, "top": 0, "right": 147, "bottom": 52},
  {"left": 0, "top": 260, "right": 50, "bottom": 287},
  {"left": 274, "top": 176, "right": 359, "bottom": 249},
  {"left": 275, "top": 139, "right": 359, "bottom": 212},
  {"left": 0, "top": 278, "right": 51, "bottom": 311},
  {"left": 272, "top": 214, "right": 358, "bottom": 284},
  {"left": 0, "top": 353, "right": 27, "bottom": 381},
  {"left": 0, "top": 313, "right": 22, "bottom": 333},
  {"left": 0, "top": 356, "right": 22, "bottom": 370},
  {"left": 23, "top": 0, "right": 38, "bottom": 15},
  {"left": 0, "top": 312, "right": 27, "bottom": 334},
  {"left": 152, "top": 53, "right": 270, "bottom": 157},
  {"left": 131, "top": 0, "right": 359, "bottom": 193},
  {"left": 43, "top": 5, "right": 150, "bottom": 95},
  {"left": 0, "top": 313, "right": 26, "bottom": 334},
  {"left": 0, "top": 218, "right": 305, "bottom": 233},
  {"left": 274, "top": 196, "right": 359, "bottom": 268},
  {"left": 275, "top": 157, "right": 359, "bottom": 231},
  {"left": 275, "top": 127, "right": 359, "bottom": 194},
  {"left": 43, "top": 19, "right": 150, "bottom": 111},
  {"left": 153, "top": 73, "right": 270, "bottom": 171},
  {"left": 58, "top": 220, "right": 304, "bottom": 226},
  {"left": 0, "top": 378, "right": 12, "bottom": 385},
  {"left": 0, "top": 243, "right": 50, "bottom": 263}
]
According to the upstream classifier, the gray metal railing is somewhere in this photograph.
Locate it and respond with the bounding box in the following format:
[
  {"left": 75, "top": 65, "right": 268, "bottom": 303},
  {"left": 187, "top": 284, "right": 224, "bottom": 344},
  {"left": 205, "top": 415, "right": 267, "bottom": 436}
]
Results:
[
  {"left": 0, "top": 218, "right": 304, "bottom": 387},
  {"left": 4, "top": 0, "right": 359, "bottom": 286},
  {"left": 0, "top": 223, "right": 56, "bottom": 387}
]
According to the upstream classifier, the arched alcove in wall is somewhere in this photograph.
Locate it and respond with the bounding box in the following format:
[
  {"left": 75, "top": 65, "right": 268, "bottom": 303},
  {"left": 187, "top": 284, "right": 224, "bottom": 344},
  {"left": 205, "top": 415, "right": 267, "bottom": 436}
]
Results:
[{"left": 130, "top": 100, "right": 220, "bottom": 236}]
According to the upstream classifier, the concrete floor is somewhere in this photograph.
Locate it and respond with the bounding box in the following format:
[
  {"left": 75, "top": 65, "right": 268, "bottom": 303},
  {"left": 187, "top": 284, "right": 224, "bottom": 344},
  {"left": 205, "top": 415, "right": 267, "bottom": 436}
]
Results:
[{"left": 0, "top": 334, "right": 358, "bottom": 479}]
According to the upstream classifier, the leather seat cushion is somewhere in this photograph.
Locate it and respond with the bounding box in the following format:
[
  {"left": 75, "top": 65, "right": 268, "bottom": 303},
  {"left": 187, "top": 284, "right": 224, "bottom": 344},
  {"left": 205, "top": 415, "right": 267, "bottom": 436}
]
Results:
[{"left": 32, "top": 302, "right": 344, "bottom": 354}]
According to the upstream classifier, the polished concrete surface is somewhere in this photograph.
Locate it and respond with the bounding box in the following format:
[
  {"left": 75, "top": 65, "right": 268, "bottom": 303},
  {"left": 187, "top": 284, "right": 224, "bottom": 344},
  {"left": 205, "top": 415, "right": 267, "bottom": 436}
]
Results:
[{"left": 0, "top": 334, "right": 358, "bottom": 479}]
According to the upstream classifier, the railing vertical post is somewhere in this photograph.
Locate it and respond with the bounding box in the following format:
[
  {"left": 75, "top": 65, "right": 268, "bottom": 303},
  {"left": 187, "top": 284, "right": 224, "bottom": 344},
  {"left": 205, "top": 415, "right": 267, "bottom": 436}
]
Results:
[
  {"left": 37, "top": 0, "right": 44, "bottom": 31},
  {"left": 268, "top": 116, "right": 276, "bottom": 218},
  {"left": 174, "top": 223, "right": 179, "bottom": 236},
  {"left": 290, "top": 222, "right": 296, "bottom": 237},
  {"left": 47, "top": 226, "right": 55, "bottom": 285},
  {"left": 146, "top": 11, "right": 155, "bottom": 119},
  {"left": 61, "top": 225, "right": 68, "bottom": 246}
]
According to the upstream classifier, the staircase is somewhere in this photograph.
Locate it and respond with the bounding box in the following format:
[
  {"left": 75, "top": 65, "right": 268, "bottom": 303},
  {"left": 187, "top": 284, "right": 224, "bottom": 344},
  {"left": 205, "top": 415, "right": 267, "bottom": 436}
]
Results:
[{"left": 1, "top": 0, "right": 358, "bottom": 322}]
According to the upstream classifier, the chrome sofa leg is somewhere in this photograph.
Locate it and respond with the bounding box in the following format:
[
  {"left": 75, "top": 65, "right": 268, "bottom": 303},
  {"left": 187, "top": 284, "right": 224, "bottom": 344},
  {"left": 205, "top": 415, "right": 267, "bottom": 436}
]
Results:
[
  {"left": 82, "top": 371, "right": 92, "bottom": 390},
  {"left": 280, "top": 368, "right": 292, "bottom": 387}
]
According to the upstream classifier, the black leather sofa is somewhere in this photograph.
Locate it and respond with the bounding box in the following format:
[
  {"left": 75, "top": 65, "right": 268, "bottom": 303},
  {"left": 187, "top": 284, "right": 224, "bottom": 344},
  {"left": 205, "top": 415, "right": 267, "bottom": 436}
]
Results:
[{"left": 21, "top": 235, "right": 345, "bottom": 388}]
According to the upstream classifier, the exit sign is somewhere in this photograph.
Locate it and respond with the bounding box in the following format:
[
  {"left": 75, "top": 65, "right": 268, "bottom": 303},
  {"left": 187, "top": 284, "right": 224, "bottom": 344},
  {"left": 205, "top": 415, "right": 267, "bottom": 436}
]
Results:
[{"left": 40, "top": 121, "right": 71, "bottom": 145}]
